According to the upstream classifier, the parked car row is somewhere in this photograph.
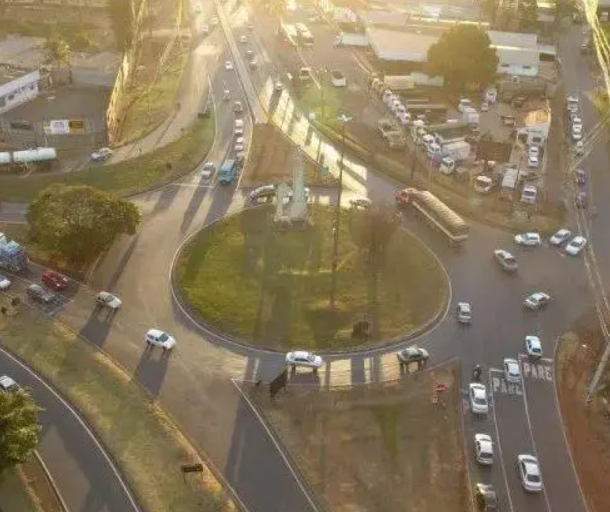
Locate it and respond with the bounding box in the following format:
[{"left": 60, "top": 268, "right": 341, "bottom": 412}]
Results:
[{"left": 514, "top": 229, "right": 588, "bottom": 256}]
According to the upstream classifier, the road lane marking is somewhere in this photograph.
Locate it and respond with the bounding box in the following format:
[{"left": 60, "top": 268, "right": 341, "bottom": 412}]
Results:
[
  {"left": 519, "top": 359, "right": 553, "bottom": 512},
  {"left": 487, "top": 368, "right": 515, "bottom": 512},
  {"left": 490, "top": 368, "right": 523, "bottom": 396},
  {"left": 0, "top": 347, "right": 142, "bottom": 512},
  {"left": 520, "top": 358, "right": 553, "bottom": 383}
]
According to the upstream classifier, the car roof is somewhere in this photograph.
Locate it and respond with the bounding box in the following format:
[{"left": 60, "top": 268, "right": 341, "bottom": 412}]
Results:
[
  {"left": 526, "top": 335, "right": 541, "bottom": 345},
  {"left": 292, "top": 350, "right": 313, "bottom": 358},
  {"left": 147, "top": 328, "right": 165, "bottom": 337},
  {"left": 571, "top": 236, "right": 586, "bottom": 243},
  {"left": 0, "top": 375, "right": 16, "bottom": 388},
  {"left": 470, "top": 382, "right": 486, "bottom": 391},
  {"left": 504, "top": 358, "right": 519, "bottom": 370}
]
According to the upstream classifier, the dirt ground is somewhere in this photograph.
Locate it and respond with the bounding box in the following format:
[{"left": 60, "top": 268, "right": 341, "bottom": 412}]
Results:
[
  {"left": 556, "top": 328, "right": 610, "bottom": 512},
  {"left": 240, "top": 124, "right": 335, "bottom": 187},
  {"left": 248, "top": 364, "right": 467, "bottom": 512}
]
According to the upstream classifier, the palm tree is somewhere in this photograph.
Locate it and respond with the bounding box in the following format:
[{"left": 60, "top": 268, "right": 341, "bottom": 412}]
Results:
[{"left": 43, "top": 36, "right": 71, "bottom": 68}]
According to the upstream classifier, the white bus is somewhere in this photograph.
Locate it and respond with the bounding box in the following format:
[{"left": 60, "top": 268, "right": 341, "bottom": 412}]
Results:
[
  {"left": 395, "top": 188, "right": 469, "bottom": 246},
  {"left": 295, "top": 22, "right": 314, "bottom": 46}
]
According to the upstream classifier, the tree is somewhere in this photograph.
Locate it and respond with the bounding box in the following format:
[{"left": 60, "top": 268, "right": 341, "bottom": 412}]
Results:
[
  {"left": 43, "top": 35, "right": 70, "bottom": 68},
  {"left": 349, "top": 205, "right": 399, "bottom": 267},
  {"left": 426, "top": 25, "right": 499, "bottom": 91},
  {"left": 519, "top": 0, "right": 539, "bottom": 30},
  {"left": 108, "top": 0, "right": 134, "bottom": 51},
  {"left": 27, "top": 185, "right": 141, "bottom": 264},
  {"left": 0, "top": 389, "right": 41, "bottom": 476}
]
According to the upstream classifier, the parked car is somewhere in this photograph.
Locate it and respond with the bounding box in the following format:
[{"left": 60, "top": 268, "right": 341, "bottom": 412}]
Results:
[
  {"left": 274, "top": 81, "right": 284, "bottom": 92},
  {"left": 525, "top": 335, "right": 543, "bottom": 359},
  {"left": 474, "top": 433, "right": 494, "bottom": 465},
  {"left": 574, "top": 141, "right": 584, "bottom": 156},
  {"left": 201, "top": 162, "right": 216, "bottom": 181},
  {"left": 225, "top": 60, "right": 234, "bottom": 70},
  {"left": 285, "top": 350, "right": 323, "bottom": 372},
  {"left": 239, "top": 35, "right": 247, "bottom": 43},
  {"left": 233, "top": 101, "right": 244, "bottom": 113},
  {"left": 26, "top": 283, "right": 56, "bottom": 304},
  {"left": 397, "top": 346, "right": 429, "bottom": 366},
  {"left": 0, "top": 375, "right": 19, "bottom": 392},
  {"left": 95, "top": 291, "right": 122, "bottom": 310},
  {"left": 331, "top": 70, "right": 347, "bottom": 87},
  {"left": 456, "top": 302, "right": 472, "bottom": 324},
  {"left": 0, "top": 273, "right": 11, "bottom": 290},
  {"left": 469, "top": 383, "right": 489, "bottom": 414},
  {"left": 503, "top": 358, "right": 521, "bottom": 383},
  {"left": 493, "top": 249, "right": 518, "bottom": 272},
  {"left": 91, "top": 147, "right": 113, "bottom": 162},
  {"left": 575, "top": 168, "right": 587, "bottom": 185},
  {"left": 549, "top": 228, "right": 572, "bottom": 246},
  {"left": 234, "top": 137, "right": 245, "bottom": 152},
  {"left": 42, "top": 270, "right": 68, "bottom": 291},
  {"left": 517, "top": 454, "right": 543, "bottom": 492},
  {"left": 524, "top": 292, "right": 551, "bottom": 311},
  {"left": 481, "top": 101, "right": 489, "bottom": 112},
  {"left": 576, "top": 191, "right": 588, "bottom": 208},
  {"left": 565, "top": 236, "right": 587, "bottom": 256},
  {"left": 145, "top": 329, "right": 176, "bottom": 350},
  {"left": 474, "top": 483, "right": 497, "bottom": 512},
  {"left": 514, "top": 233, "right": 541, "bottom": 246}
]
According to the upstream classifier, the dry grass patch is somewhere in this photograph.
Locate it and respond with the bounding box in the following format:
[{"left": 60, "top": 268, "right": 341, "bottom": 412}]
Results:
[
  {"left": 0, "top": 296, "right": 237, "bottom": 512},
  {"left": 248, "top": 364, "right": 467, "bottom": 512}
]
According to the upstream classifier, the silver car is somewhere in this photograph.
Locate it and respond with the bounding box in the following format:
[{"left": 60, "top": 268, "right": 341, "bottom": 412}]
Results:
[{"left": 285, "top": 351, "right": 323, "bottom": 372}]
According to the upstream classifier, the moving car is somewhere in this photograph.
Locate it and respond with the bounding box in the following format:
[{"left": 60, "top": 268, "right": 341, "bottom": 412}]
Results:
[
  {"left": 225, "top": 61, "right": 234, "bottom": 70},
  {"left": 481, "top": 101, "right": 489, "bottom": 112},
  {"left": 233, "top": 101, "right": 243, "bottom": 113},
  {"left": 474, "top": 483, "right": 497, "bottom": 512},
  {"left": 95, "top": 291, "right": 122, "bottom": 310},
  {"left": 201, "top": 25, "right": 209, "bottom": 35},
  {"left": 0, "top": 273, "right": 11, "bottom": 290},
  {"left": 469, "top": 383, "right": 489, "bottom": 414},
  {"left": 503, "top": 358, "right": 521, "bottom": 383},
  {"left": 575, "top": 168, "right": 587, "bottom": 185},
  {"left": 527, "top": 153, "right": 539, "bottom": 168},
  {"left": 514, "top": 232, "right": 541, "bottom": 247},
  {"left": 145, "top": 329, "right": 176, "bottom": 350},
  {"left": 0, "top": 375, "right": 19, "bottom": 392},
  {"left": 517, "top": 454, "right": 543, "bottom": 492},
  {"left": 26, "top": 284, "right": 56, "bottom": 304},
  {"left": 493, "top": 249, "right": 518, "bottom": 272},
  {"left": 91, "top": 147, "right": 113, "bottom": 162},
  {"left": 234, "top": 137, "right": 245, "bottom": 152},
  {"left": 331, "top": 70, "right": 347, "bottom": 87},
  {"left": 42, "top": 269, "right": 68, "bottom": 291},
  {"left": 524, "top": 292, "right": 551, "bottom": 311},
  {"left": 525, "top": 335, "right": 543, "bottom": 359},
  {"left": 565, "top": 235, "right": 587, "bottom": 256},
  {"left": 239, "top": 35, "right": 247, "bottom": 43},
  {"left": 194, "top": 3, "right": 202, "bottom": 13},
  {"left": 211, "top": 16, "right": 219, "bottom": 26},
  {"left": 396, "top": 346, "right": 429, "bottom": 365},
  {"left": 474, "top": 433, "right": 494, "bottom": 465},
  {"left": 274, "top": 81, "right": 284, "bottom": 92},
  {"left": 457, "top": 302, "right": 472, "bottom": 324},
  {"left": 549, "top": 228, "right": 572, "bottom": 246},
  {"left": 298, "top": 67, "right": 313, "bottom": 82},
  {"left": 576, "top": 191, "right": 588, "bottom": 208},
  {"left": 200, "top": 162, "right": 216, "bottom": 181},
  {"left": 285, "top": 350, "right": 323, "bottom": 372}
]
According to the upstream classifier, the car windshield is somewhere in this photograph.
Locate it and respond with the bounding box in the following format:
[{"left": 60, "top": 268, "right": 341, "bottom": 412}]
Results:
[
  {"left": 159, "top": 333, "right": 169, "bottom": 342},
  {"left": 474, "top": 396, "right": 486, "bottom": 405},
  {"left": 307, "top": 354, "right": 315, "bottom": 362},
  {"left": 527, "top": 473, "right": 541, "bottom": 483}
]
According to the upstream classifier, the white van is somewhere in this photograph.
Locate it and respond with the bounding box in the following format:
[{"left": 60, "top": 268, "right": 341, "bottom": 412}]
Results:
[
  {"left": 234, "top": 119, "right": 244, "bottom": 136},
  {"left": 521, "top": 184, "right": 538, "bottom": 204}
]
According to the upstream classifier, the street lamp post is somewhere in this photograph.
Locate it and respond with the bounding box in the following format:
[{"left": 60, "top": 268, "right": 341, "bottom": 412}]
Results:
[{"left": 330, "top": 113, "right": 352, "bottom": 310}]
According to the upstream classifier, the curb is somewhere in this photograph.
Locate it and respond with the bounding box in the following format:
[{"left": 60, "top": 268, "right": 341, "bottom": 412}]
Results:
[
  {"left": 31, "top": 451, "right": 69, "bottom": 512},
  {"left": 169, "top": 205, "right": 452, "bottom": 357}
]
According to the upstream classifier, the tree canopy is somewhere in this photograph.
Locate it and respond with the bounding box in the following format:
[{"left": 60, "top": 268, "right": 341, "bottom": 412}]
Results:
[
  {"left": 27, "top": 185, "right": 141, "bottom": 264},
  {"left": 519, "top": 0, "right": 539, "bottom": 30},
  {"left": 108, "top": 0, "right": 134, "bottom": 51},
  {"left": 426, "top": 25, "right": 499, "bottom": 90},
  {"left": 0, "top": 389, "right": 41, "bottom": 476},
  {"left": 43, "top": 35, "right": 70, "bottom": 68}
]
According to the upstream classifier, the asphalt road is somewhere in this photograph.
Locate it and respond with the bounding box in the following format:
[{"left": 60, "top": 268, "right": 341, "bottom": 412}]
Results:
[
  {"left": 1, "top": 8, "right": 605, "bottom": 512},
  {"left": 0, "top": 348, "right": 140, "bottom": 512}
]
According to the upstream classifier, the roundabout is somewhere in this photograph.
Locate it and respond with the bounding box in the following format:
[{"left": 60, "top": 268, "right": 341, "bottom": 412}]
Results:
[{"left": 174, "top": 204, "right": 449, "bottom": 351}]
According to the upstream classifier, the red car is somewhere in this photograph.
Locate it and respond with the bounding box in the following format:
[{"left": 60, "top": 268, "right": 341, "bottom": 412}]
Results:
[{"left": 42, "top": 270, "right": 68, "bottom": 291}]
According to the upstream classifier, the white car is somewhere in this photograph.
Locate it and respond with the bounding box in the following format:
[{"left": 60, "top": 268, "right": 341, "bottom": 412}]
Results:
[
  {"left": 456, "top": 302, "right": 472, "bottom": 324},
  {"left": 503, "top": 358, "right": 521, "bottom": 383},
  {"left": 225, "top": 61, "right": 234, "bottom": 70},
  {"left": 549, "top": 228, "right": 572, "bottom": 246},
  {"left": 474, "top": 433, "right": 494, "bottom": 465},
  {"left": 565, "top": 235, "right": 587, "bottom": 256},
  {"left": 571, "top": 116, "right": 583, "bottom": 126},
  {"left": 233, "top": 101, "right": 243, "bottom": 113},
  {"left": 481, "top": 101, "right": 489, "bottom": 112},
  {"left": 574, "top": 140, "right": 584, "bottom": 156},
  {"left": 285, "top": 350, "right": 323, "bottom": 372},
  {"left": 194, "top": 3, "right": 202, "bottom": 13},
  {"left": 524, "top": 292, "right": 551, "bottom": 310},
  {"left": 514, "top": 233, "right": 541, "bottom": 246},
  {"left": 572, "top": 127, "right": 583, "bottom": 141},
  {"left": 200, "top": 162, "right": 216, "bottom": 181},
  {"left": 493, "top": 249, "right": 518, "bottom": 272},
  {"left": 211, "top": 16, "right": 219, "bottom": 26},
  {"left": 91, "top": 147, "right": 113, "bottom": 161},
  {"left": 525, "top": 335, "right": 543, "bottom": 359},
  {"left": 0, "top": 273, "right": 11, "bottom": 290},
  {"left": 0, "top": 375, "right": 19, "bottom": 392},
  {"left": 469, "top": 383, "right": 489, "bottom": 414},
  {"left": 274, "top": 81, "right": 284, "bottom": 91},
  {"left": 201, "top": 25, "right": 210, "bottom": 35},
  {"left": 527, "top": 153, "right": 539, "bottom": 168},
  {"left": 234, "top": 137, "right": 245, "bottom": 152},
  {"left": 517, "top": 454, "right": 543, "bottom": 492},
  {"left": 95, "top": 291, "right": 122, "bottom": 310},
  {"left": 396, "top": 112, "right": 411, "bottom": 126},
  {"left": 239, "top": 35, "right": 247, "bottom": 43},
  {"left": 390, "top": 100, "right": 404, "bottom": 114},
  {"left": 145, "top": 329, "right": 176, "bottom": 350},
  {"left": 331, "top": 70, "right": 347, "bottom": 87}
]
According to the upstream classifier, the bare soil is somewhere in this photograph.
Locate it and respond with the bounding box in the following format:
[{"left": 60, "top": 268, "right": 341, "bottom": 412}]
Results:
[
  {"left": 556, "top": 328, "right": 610, "bottom": 512},
  {"left": 240, "top": 124, "right": 335, "bottom": 187},
  {"left": 248, "top": 364, "right": 467, "bottom": 512}
]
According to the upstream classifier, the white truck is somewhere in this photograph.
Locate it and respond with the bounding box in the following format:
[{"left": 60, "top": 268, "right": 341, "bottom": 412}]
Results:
[
  {"left": 501, "top": 167, "right": 521, "bottom": 196},
  {"left": 441, "top": 140, "right": 471, "bottom": 161},
  {"left": 462, "top": 107, "right": 480, "bottom": 127}
]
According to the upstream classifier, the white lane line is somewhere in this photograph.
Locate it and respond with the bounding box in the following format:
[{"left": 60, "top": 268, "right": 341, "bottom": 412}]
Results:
[
  {"left": 488, "top": 368, "right": 515, "bottom": 512},
  {"left": 0, "top": 347, "right": 142, "bottom": 512},
  {"left": 231, "top": 379, "right": 323, "bottom": 512},
  {"left": 517, "top": 362, "right": 553, "bottom": 512},
  {"left": 458, "top": 371, "right": 476, "bottom": 512}
]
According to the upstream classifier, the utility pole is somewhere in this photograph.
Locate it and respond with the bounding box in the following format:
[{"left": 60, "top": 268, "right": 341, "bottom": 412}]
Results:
[{"left": 330, "top": 114, "right": 352, "bottom": 310}]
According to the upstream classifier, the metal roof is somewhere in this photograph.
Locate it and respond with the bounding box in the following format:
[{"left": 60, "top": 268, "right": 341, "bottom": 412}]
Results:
[
  {"left": 488, "top": 30, "right": 538, "bottom": 48},
  {"left": 495, "top": 47, "right": 539, "bottom": 67},
  {"left": 367, "top": 29, "right": 437, "bottom": 62}
]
